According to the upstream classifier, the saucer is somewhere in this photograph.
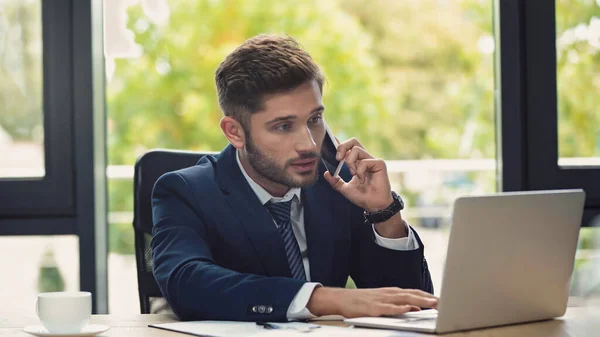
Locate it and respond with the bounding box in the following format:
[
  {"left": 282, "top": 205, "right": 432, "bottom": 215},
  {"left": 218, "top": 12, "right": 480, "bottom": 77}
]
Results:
[{"left": 23, "top": 324, "right": 110, "bottom": 337}]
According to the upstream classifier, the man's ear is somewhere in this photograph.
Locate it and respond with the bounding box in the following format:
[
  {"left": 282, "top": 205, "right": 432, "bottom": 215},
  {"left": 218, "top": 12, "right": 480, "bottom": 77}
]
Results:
[{"left": 220, "top": 116, "right": 246, "bottom": 149}]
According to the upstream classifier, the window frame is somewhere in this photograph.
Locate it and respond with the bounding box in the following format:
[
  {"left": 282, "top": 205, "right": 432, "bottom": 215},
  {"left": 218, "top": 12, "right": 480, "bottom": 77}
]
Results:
[
  {"left": 496, "top": 0, "right": 599, "bottom": 226},
  {"left": 0, "top": 0, "right": 75, "bottom": 217}
]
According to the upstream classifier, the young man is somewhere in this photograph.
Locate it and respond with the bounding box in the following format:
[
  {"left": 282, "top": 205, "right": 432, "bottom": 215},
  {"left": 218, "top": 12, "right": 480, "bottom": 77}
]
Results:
[{"left": 151, "top": 34, "right": 436, "bottom": 322}]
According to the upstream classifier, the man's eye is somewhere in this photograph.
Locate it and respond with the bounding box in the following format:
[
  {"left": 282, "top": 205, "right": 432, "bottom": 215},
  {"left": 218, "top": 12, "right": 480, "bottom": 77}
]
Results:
[
  {"left": 309, "top": 115, "right": 323, "bottom": 124},
  {"left": 275, "top": 123, "right": 291, "bottom": 131}
]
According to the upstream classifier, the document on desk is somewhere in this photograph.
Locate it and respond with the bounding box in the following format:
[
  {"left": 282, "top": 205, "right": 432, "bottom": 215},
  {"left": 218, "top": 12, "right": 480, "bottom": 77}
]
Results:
[{"left": 149, "top": 321, "right": 414, "bottom": 336}]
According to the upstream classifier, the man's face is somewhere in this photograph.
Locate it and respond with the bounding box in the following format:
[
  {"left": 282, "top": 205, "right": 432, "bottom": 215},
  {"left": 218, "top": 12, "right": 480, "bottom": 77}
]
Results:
[{"left": 244, "top": 80, "right": 326, "bottom": 189}]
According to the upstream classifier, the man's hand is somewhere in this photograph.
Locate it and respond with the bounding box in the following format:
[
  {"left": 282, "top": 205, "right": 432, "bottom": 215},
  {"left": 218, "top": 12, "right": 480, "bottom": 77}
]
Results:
[
  {"left": 323, "top": 138, "right": 393, "bottom": 212},
  {"left": 323, "top": 137, "right": 408, "bottom": 238},
  {"left": 307, "top": 287, "right": 438, "bottom": 318}
]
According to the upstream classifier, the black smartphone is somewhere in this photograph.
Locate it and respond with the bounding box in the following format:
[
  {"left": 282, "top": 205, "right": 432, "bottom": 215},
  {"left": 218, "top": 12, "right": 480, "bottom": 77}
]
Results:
[{"left": 321, "top": 120, "right": 344, "bottom": 177}]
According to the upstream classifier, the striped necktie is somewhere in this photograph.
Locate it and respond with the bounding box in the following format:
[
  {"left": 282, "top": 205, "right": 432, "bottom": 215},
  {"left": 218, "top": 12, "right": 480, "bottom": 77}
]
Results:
[{"left": 266, "top": 200, "right": 306, "bottom": 280}]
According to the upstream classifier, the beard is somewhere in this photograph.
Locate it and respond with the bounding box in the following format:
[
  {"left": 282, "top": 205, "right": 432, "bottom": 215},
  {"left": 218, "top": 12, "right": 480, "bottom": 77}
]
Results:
[{"left": 245, "top": 135, "right": 320, "bottom": 188}]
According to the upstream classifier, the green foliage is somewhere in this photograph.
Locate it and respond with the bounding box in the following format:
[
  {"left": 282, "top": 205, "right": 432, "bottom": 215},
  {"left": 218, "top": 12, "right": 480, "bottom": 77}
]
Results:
[
  {"left": 340, "top": 0, "right": 496, "bottom": 159},
  {"left": 104, "top": 0, "right": 599, "bottom": 254},
  {"left": 110, "top": 222, "right": 136, "bottom": 255},
  {"left": 555, "top": 0, "right": 600, "bottom": 158},
  {"left": 37, "top": 248, "right": 66, "bottom": 293},
  {"left": 108, "top": 0, "right": 392, "bottom": 165},
  {"left": 345, "top": 277, "right": 357, "bottom": 289},
  {"left": 0, "top": 1, "right": 43, "bottom": 141}
]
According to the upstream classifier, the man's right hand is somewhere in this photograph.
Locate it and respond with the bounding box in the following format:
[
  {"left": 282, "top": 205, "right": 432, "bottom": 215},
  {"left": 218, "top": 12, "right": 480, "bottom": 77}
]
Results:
[{"left": 306, "top": 287, "right": 438, "bottom": 318}]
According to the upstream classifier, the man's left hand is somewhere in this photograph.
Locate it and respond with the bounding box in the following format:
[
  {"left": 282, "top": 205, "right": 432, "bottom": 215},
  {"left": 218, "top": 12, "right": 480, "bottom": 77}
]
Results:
[{"left": 323, "top": 137, "right": 394, "bottom": 212}]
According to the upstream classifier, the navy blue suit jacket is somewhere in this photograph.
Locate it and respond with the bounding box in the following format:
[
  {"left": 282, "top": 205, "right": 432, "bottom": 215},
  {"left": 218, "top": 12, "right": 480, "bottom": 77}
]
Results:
[{"left": 151, "top": 144, "right": 433, "bottom": 321}]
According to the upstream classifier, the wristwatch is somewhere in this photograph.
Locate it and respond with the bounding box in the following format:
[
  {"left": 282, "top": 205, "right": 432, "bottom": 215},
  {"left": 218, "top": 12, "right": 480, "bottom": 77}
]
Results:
[{"left": 363, "top": 191, "right": 404, "bottom": 224}]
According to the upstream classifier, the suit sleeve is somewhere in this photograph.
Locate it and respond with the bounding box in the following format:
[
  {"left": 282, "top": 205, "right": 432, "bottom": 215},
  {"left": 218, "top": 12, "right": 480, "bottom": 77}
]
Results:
[
  {"left": 151, "top": 172, "right": 305, "bottom": 321},
  {"left": 349, "top": 208, "right": 434, "bottom": 294},
  {"left": 337, "top": 165, "right": 433, "bottom": 294}
]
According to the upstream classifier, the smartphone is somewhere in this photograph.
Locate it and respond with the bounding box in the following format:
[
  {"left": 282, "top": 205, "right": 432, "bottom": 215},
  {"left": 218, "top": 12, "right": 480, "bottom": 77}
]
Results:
[{"left": 321, "top": 120, "right": 345, "bottom": 177}]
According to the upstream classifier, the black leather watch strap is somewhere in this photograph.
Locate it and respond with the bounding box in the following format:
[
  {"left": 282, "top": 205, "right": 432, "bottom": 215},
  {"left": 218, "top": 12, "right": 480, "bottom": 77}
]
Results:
[{"left": 364, "top": 191, "right": 404, "bottom": 224}]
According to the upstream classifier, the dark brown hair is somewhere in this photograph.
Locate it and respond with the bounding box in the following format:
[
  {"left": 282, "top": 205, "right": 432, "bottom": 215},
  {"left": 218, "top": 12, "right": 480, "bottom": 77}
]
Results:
[{"left": 215, "top": 34, "right": 324, "bottom": 131}]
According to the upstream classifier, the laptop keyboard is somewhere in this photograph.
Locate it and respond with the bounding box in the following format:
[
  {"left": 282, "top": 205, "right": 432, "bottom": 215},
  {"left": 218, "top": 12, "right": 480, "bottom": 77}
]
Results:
[
  {"left": 388, "top": 311, "right": 438, "bottom": 326},
  {"left": 392, "top": 317, "right": 437, "bottom": 325}
]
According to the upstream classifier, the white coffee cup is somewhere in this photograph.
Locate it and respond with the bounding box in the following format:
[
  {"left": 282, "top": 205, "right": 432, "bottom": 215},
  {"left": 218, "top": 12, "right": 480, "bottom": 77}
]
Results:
[{"left": 36, "top": 292, "right": 92, "bottom": 334}]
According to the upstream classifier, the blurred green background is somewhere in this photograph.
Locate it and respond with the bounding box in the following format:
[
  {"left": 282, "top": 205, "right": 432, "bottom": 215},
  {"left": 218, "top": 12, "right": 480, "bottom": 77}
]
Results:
[{"left": 1, "top": 0, "right": 598, "bottom": 299}]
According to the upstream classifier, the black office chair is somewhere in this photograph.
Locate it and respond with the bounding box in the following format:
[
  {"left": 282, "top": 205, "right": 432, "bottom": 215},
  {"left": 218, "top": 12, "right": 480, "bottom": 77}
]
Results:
[{"left": 132, "top": 149, "right": 208, "bottom": 314}]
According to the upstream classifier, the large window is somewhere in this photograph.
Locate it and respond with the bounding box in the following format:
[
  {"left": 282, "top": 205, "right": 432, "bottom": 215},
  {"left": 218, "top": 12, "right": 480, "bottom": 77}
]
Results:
[
  {"left": 105, "top": 0, "right": 496, "bottom": 311},
  {"left": 555, "top": 0, "right": 600, "bottom": 304},
  {"left": 102, "top": 0, "right": 600, "bottom": 313},
  {"left": 0, "top": 0, "right": 75, "bottom": 217},
  {"left": 0, "top": 236, "right": 79, "bottom": 315},
  {"left": 556, "top": 0, "right": 600, "bottom": 164},
  {"left": 0, "top": 0, "right": 107, "bottom": 315},
  {"left": 0, "top": 0, "right": 45, "bottom": 178}
]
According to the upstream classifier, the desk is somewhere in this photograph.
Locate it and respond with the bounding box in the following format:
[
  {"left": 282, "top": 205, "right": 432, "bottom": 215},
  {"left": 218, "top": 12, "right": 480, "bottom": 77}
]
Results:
[{"left": 1, "top": 307, "right": 598, "bottom": 336}]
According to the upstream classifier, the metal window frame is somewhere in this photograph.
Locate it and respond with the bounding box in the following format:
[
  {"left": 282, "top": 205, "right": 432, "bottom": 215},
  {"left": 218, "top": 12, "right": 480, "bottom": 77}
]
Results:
[
  {"left": 496, "top": 0, "right": 599, "bottom": 226},
  {"left": 0, "top": 0, "right": 75, "bottom": 217},
  {"left": 0, "top": 0, "right": 107, "bottom": 313}
]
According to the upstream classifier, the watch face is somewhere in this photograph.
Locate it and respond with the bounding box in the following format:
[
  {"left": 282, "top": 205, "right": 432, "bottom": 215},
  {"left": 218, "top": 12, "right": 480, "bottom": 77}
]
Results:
[{"left": 393, "top": 191, "right": 404, "bottom": 210}]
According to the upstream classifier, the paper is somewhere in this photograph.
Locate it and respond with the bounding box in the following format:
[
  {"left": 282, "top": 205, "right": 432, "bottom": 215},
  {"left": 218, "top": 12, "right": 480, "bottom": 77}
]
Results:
[
  {"left": 151, "top": 321, "right": 331, "bottom": 337},
  {"left": 151, "top": 321, "right": 268, "bottom": 337},
  {"left": 150, "top": 321, "right": 408, "bottom": 337}
]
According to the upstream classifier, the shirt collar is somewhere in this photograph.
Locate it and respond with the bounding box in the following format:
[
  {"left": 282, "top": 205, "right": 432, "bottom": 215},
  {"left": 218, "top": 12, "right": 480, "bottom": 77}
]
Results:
[{"left": 236, "top": 150, "right": 301, "bottom": 205}]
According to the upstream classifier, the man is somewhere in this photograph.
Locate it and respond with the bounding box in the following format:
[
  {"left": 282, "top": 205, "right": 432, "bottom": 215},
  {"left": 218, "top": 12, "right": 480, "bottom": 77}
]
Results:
[{"left": 151, "top": 34, "right": 436, "bottom": 322}]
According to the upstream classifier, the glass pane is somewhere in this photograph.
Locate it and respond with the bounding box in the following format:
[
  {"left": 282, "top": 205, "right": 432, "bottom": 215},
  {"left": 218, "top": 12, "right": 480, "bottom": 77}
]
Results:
[
  {"left": 556, "top": 0, "right": 600, "bottom": 166},
  {"left": 0, "top": 0, "right": 44, "bottom": 178},
  {"left": 571, "top": 223, "right": 600, "bottom": 306},
  {"left": 0, "top": 236, "right": 79, "bottom": 316},
  {"left": 105, "top": 0, "right": 495, "bottom": 308}
]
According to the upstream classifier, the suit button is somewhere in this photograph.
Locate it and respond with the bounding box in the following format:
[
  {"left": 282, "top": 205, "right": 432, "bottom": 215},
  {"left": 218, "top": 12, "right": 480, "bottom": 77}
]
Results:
[
  {"left": 257, "top": 305, "right": 266, "bottom": 314},
  {"left": 252, "top": 306, "right": 258, "bottom": 313},
  {"left": 266, "top": 306, "right": 273, "bottom": 314}
]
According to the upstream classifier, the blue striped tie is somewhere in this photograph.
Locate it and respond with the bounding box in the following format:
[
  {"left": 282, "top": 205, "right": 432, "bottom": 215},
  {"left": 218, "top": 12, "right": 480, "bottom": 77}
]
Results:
[{"left": 266, "top": 200, "right": 306, "bottom": 280}]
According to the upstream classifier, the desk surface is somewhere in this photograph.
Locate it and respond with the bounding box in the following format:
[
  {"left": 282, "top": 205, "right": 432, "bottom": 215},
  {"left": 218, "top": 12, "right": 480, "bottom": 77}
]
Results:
[{"left": 1, "top": 307, "right": 598, "bottom": 336}]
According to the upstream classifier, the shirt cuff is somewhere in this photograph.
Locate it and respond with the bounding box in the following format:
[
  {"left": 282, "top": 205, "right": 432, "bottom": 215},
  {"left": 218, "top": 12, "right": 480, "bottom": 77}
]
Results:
[
  {"left": 372, "top": 221, "right": 420, "bottom": 251},
  {"left": 286, "top": 282, "right": 322, "bottom": 320}
]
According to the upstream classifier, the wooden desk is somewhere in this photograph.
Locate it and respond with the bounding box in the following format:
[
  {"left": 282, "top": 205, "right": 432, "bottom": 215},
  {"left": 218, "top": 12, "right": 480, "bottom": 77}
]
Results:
[{"left": 1, "top": 307, "right": 598, "bottom": 336}]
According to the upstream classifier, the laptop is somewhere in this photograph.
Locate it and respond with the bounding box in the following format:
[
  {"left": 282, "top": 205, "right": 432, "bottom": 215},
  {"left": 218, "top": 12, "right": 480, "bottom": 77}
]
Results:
[{"left": 345, "top": 189, "right": 586, "bottom": 334}]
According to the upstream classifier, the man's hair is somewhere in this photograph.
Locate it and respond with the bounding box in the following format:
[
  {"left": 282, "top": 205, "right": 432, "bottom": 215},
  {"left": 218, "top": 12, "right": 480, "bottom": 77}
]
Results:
[{"left": 215, "top": 34, "right": 324, "bottom": 131}]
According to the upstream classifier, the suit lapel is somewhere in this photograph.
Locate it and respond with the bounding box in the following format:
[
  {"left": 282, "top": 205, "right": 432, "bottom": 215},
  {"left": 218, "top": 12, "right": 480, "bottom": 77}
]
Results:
[
  {"left": 302, "top": 171, "right": 338, "bottom": 285},
  {"left": 215, "top": 145, "right": 291, "bottom": 278}
]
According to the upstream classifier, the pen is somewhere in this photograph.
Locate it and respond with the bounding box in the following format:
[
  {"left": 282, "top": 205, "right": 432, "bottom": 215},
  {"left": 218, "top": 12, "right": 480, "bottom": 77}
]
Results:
[
  {"left": 256, "top": 322, "right": 279, "bottom": 330},
  {"left": 256, "top": 322, "right": 320, "bottom": 332}
]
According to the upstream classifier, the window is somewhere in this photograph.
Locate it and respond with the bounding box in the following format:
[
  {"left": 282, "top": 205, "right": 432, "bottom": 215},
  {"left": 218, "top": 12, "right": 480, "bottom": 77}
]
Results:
[
  {"left": 105, "top": 0, "right": 496, "bottom": 308},
  {"left": 0, "top": 0, "right": 45, "bottom": 178},
  {"left": 0, "top": 236, "right": 79, "bottom": 315},
  {"left": 556, "top": 0, "right": 600, "bottom": 165},
  {"left": 0, "top": 0, "right": 75, "bottom": 217}
]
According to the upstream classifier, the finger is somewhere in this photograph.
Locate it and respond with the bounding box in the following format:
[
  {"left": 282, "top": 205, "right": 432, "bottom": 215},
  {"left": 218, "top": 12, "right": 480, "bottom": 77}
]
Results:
[
  {"left": 336, "top": 137, "right": 364, "bottom": 160},
  {"left": 380, "top": 287, "right": 438, "bottom": 300},
  {"left": 386, "top": 293, "right": 438, "bottom": 308},
  {"left": 355, "top": 159, "right": 386, "bottom": 183},
  {"left": 400, "top": 289, "right": 438, "bottom": 300},
  {"left": 345, "top": 146, "right": 374, "bottom": 171},
  {"left": 323, "top": 171, "right": 346, "bottom": 191},
  {"left": 373, "top": 304, "right": 412, "bottom": 317},
  {"left": 409, "top": 305, "right": 422, "bottom": 312}
]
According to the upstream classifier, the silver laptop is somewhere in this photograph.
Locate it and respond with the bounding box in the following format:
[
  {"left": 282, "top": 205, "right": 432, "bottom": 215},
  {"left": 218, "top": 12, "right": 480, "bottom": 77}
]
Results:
[{"left": 345, "top": 189, "right": 586, "bottom": 334}]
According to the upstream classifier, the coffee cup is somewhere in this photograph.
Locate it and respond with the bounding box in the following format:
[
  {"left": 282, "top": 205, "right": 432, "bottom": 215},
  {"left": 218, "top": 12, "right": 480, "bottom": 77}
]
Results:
[{"left": 36, "top": 292, "right": 91, "bottom": 334}]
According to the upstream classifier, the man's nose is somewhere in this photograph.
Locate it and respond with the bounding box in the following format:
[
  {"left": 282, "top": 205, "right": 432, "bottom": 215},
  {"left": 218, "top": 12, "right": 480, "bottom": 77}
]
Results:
[{"left": 296, "top": 126, "right": 318, "bottom": 153}]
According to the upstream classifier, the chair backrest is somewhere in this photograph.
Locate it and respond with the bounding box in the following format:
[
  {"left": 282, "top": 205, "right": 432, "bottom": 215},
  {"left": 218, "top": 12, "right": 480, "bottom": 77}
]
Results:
[{"left": 133, "top": 149, "right": 208, "bottom": 314}]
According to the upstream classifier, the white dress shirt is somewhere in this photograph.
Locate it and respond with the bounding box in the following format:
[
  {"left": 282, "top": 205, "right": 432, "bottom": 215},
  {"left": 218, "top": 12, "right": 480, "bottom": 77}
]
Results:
[{"left": 236, "top": 151, "right": 419, "bottom": 320}]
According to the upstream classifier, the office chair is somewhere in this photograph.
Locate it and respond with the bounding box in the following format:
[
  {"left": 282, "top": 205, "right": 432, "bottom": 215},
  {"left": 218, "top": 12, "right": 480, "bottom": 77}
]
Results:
[{"left": 133, "top": 149, "right": 208, "bottom": 314}]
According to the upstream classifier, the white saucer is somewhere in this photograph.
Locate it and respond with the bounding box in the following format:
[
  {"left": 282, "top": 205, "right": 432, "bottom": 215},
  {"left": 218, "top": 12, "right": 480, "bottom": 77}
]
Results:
[{"left": 23, "top": 324, "right": 110, "bottom": 337}]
